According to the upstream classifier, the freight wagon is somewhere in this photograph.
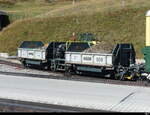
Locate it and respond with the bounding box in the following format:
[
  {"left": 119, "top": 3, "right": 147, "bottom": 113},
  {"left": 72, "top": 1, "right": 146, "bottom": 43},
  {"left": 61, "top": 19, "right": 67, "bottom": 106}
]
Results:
[
  {"left": 18, "top": 41, "right": 142, "bottom": 80},
  {"left": 65, "top": 44, "right": 139, "bottom": 80},
  {"left": 18, "top": 41, "right": 94, "bottom": 71}
]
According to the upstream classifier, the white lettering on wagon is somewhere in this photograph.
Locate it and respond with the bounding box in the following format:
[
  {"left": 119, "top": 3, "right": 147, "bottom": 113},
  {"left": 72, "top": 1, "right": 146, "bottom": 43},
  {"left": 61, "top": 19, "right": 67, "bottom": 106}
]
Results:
[
  {"left": 94, "top": 56, "right": 106, "bottom": 65},
  {"left": 82, "top": 55, "right": 93, "bottom": 63}
]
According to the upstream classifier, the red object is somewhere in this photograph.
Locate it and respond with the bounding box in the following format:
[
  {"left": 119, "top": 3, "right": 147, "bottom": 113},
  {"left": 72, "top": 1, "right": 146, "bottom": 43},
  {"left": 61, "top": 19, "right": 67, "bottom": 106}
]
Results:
[{"left": 70, "top": 32, "right": 76, "bottom": 41}]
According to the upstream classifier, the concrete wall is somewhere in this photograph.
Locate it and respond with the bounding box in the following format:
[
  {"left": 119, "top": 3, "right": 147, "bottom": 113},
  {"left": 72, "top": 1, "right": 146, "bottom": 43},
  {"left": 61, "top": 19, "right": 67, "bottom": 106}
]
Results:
[{"left": 0, "top": 53, "right": 9, "bottom": 58}]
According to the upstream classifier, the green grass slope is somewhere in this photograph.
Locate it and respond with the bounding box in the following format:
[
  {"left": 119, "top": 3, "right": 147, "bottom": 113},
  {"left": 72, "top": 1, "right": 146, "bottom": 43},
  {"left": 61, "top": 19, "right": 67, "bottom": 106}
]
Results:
[{"left": 0, "top": 0, "right": 149, "bottom": 58}]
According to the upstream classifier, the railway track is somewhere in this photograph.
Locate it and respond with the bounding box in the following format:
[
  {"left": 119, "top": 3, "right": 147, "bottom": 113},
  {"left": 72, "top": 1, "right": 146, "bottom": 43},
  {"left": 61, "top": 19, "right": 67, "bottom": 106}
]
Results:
[
  {"left": 0, "top": 59, "right": 22, "bottom": 68},
  {"left": 0, "top": 98, "right": 104, "bottom": 112},
  {"left": 0, "top": 59, "right": 149, "bottom": 87}
]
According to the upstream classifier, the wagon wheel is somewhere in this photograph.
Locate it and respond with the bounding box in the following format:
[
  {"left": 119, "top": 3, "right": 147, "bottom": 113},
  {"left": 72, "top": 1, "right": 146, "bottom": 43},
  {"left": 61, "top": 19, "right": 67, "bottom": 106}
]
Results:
[
  {"left": 110, "top": 72, "right": 116, "bottom": 79},
  {"left": 21, "top": 61, "right": 28, "bottom": 69},
  {"left": 39, "top": 63, "right": 46, "bottom": 70},
  {"left": 50, "top": 61, "right": 57, "bottom": 72},
  {"left": 131, "top": 72, "right": 137, "bottom": 81},
  {"left": 119, "top": 72, "right": 125, "bottom": 81},
  {"left": 50, "top": 65, "right": 57, "bottom": 72},
  {"left": 64, "top": 65, "right": 71, "bottom": 77}
]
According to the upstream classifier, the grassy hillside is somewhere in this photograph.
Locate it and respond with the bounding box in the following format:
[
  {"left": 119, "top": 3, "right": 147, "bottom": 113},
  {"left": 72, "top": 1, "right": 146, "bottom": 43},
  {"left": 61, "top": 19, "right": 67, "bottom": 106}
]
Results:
[{"left": 0, "top": 0, "right": 149, "bottom": 58}]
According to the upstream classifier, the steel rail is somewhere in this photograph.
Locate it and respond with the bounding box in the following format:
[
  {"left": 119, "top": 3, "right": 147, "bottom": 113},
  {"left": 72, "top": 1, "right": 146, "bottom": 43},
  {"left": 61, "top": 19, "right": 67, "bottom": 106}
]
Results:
[
  {"left": 0, "top": 59, "right": 149, "bottom": 87},
  {"left": 0, "top": 98, "right": 104, "bottom": 112}
]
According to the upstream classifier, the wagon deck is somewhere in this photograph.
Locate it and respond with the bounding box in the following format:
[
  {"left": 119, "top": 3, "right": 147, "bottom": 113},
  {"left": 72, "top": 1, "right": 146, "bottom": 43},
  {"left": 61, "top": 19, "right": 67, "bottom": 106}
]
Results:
[{"left": 65, "top": 52, "right": 113, "bottom": 67}]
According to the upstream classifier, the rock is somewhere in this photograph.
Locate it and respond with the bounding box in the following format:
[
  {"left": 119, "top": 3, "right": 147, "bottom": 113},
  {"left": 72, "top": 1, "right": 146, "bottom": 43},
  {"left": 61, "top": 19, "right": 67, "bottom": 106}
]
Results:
[{"left": 84, "top": 41, "right": 114, "bottom": 53}]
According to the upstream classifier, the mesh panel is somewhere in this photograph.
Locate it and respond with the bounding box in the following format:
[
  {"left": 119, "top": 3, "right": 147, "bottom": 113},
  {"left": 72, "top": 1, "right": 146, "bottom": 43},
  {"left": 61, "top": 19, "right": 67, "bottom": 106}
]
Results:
[{"left": 67, "top": 43, "right": 91, "bottom": 52}]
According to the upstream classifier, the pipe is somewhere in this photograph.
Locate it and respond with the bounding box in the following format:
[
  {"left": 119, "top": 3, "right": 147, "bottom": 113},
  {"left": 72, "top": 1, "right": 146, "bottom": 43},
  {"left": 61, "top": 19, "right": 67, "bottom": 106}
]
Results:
[{"left": 146, "top": 10, "right": 150, "bottom": 46}]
